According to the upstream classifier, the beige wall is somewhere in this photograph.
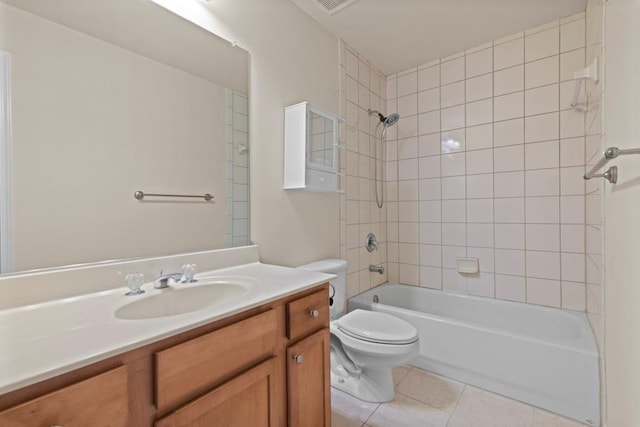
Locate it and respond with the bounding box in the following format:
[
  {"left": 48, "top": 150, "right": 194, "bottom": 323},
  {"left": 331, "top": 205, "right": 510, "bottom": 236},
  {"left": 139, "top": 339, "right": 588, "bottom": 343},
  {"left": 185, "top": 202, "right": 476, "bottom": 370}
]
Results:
[
  {"left": 151, "top": 0, "right": 341, "bottom": 267},
  {"left": 604, "top": 0, "right": 640, "bottom": 425},
  {"left": 1, "top": 4, "right": 228, "bottom": 270}
]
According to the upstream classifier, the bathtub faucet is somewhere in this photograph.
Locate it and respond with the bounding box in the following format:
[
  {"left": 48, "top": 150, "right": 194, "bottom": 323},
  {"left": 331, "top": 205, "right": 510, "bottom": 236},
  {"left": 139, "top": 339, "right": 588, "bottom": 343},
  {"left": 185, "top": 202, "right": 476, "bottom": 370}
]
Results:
[{"left": 369, "top": 264, "right": 384, "bottom": 274}]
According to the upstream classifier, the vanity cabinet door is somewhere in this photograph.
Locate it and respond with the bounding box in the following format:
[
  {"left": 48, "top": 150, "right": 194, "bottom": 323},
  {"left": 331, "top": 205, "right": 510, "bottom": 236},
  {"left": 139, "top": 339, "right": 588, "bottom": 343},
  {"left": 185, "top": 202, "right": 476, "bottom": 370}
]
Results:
[
  {"left": 287, "top": 328, "right": 330, "bottom": 427},
  {"left": 155, "top": 358, "right": 278, "bottom": 427},
  {"left": 0, "top": 366, "right": 128, "bottom": 427}
]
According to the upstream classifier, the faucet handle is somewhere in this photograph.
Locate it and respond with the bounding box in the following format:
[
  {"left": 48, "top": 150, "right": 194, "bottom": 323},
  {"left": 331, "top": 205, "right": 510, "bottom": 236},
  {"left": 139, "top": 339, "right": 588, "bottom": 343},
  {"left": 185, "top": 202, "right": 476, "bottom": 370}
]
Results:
[
  {"left": 181, "top": 264, "right": 198, "bottom": 283},
  {"left": 125, "top": 273, "right": 145, "bottom": 296}
]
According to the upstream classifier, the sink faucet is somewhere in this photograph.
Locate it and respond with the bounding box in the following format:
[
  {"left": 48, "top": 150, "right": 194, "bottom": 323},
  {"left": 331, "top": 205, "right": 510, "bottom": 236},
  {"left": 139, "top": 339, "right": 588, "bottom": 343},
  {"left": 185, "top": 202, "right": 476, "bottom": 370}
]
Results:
[{"left": 154, "top": 271, "right": 183, "bottom": 289}]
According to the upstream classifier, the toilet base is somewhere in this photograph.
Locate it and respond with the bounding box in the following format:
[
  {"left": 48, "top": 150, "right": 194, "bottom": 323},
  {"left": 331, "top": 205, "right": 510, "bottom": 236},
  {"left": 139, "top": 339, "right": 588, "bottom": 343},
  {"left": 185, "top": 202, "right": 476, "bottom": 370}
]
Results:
[{"left": 330, "top": 350, "right": 395, "bottom": 403}]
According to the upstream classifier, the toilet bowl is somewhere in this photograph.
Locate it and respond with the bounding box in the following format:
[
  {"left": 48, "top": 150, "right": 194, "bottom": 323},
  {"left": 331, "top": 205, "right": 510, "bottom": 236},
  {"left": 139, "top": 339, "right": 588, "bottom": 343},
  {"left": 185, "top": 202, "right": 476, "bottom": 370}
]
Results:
[{"left": 297, "top": 259, "right": 420, "bottom": 403}]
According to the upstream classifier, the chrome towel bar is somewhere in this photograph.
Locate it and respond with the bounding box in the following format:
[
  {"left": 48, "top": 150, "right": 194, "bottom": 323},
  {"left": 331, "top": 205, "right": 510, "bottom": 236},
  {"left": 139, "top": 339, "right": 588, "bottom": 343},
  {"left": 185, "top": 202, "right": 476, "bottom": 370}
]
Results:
[
  {"left": 134, "top": 191, "right": 214, "bottom": 201},
  {"left": 584, "top": 147, "right": 640, "bottom": 184}
]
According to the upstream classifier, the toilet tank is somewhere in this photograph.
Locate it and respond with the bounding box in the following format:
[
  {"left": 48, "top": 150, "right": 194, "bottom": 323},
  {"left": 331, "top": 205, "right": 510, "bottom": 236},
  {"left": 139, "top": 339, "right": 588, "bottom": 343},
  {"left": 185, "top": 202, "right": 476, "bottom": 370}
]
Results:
[{"left": 297, "top": 259, "right": 347, "bottom": 319}]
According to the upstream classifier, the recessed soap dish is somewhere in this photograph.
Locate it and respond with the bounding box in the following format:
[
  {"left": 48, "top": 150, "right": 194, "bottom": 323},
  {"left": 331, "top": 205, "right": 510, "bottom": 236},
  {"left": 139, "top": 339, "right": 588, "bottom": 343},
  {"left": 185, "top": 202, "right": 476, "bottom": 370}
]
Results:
[{"left": 457, "top": 257, "right": 479, "bottom": 274}]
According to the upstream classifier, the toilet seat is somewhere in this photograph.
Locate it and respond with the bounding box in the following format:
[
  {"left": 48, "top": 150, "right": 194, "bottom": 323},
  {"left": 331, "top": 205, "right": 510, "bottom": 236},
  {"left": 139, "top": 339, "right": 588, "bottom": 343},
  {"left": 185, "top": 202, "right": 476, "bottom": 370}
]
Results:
[{"left": 336, "top": 309, "right": 418, "bottom": 345}]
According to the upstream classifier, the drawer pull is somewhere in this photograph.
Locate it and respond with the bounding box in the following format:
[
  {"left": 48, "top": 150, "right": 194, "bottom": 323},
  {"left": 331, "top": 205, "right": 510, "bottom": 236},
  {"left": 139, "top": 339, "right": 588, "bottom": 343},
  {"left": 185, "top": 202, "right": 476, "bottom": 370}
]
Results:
[
  {"left": 293, "top": 354, "right": 304, "bottom": 364},
  {"left": 309, "top": 309, "right": 319, "bottom": 318}
]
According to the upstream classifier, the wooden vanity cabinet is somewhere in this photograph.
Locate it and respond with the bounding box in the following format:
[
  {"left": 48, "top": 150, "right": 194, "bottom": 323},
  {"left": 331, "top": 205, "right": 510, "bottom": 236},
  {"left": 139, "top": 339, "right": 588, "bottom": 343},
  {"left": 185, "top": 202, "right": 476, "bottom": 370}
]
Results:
[{"left": 0, "top": 284, "right": 330, "bottom": 427}]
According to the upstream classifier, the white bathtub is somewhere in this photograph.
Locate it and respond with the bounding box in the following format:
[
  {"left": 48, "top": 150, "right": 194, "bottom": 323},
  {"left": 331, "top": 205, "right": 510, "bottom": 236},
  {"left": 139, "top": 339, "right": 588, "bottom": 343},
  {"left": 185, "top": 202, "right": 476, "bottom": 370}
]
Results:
[{"left": 348, "top": 283, "right": 600, "bottom": 426}]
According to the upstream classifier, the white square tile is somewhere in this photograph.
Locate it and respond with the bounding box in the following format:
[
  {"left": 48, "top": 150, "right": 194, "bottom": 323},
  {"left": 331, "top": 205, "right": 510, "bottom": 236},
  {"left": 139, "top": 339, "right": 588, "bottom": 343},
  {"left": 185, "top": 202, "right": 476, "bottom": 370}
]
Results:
[
  {"left": 358, "top": 83, "right": 369, "bottom": 109},
  {"left": 331, "top": 388, "right": 378, "bottom": 423},
  {"left": 358, "top": 60, "right": 370, "bottom": 89},
  {"left": 399, "top": 263, "right": 420, "bottom": 285},
  {"left": 398, "top": 179, "right": 419, "bottom": 200},
  {"left": 525, "top": 112, "right": 559, "bottom": 143},
  {"left": 494, "top": 171, "right": 525, "bottom": 197},
  {"left": 561, "top": 281, "right": 586, "bottom": 311},
  {"left": 560, "top": 137, "right": 585, "bottom": 167},
  {"left": 398, "top": 114, "right": 418, "bottom": 138},
  {"left": 494, "top": 145, "right": 524, "bottom": 172},
  {"left": 443, "top": 245, "right": 467, "bottom": 269},
  {"left": 466, "top": 173, "right": 493, "bottom": 199},
  {"left": 526, "top": 277, "right": 561, "bottom": 307},
  {"left": 496, "top": 274, "right": 526, "bottom": 302},
  {"left": 419, "top": 178, "right": 441, "bottom": 200},
  {"left": 467, "top": 247, "right": 495, "bottom": 272},
  {"left": 526, "top": 251, "right": 561, "bottom": 279},
  {"left": 560, "top": 166, "right": 585, "bottom": 195},
  {"left": 346, "top": 76, "right": 359, "bottom": 103},
  {"left": 494, "top": 92, "right": 524, "bottom": 122},
  {"left": 420, "top": 200, "right": 442, "bottom": 223},
  {"left": 441, "top": 81, "right": 465, "bottom": 108},
  {"left": 560, "top": 49, "right": 585, "bottom": 82},
  {"left": 560, "top": 109, "right": 585, "bottom": 138},
  {"left": 466, "top": 99, "right": 493, "bottom": 127},
  {"left": 442, "top": 199, "right": 466, "bottom": 223},
  {"left": 442, "top": 268, "right": 468, "bottom": 294},
  {"left": 442, "top": 152, "right": 466, "bottom": 177},
  {"left": 466, "top": 124, "right": 493, "bottom": 151},
  {"left": 396, "top": 368, "right": 464, "bottom": 415},
  {"left": 495, "top": 249, "right": 526, "bottom": 276},
  {"left": 525, "top": 56, "right": 559, "bottom": 89},
  {"left": 561, "top": 252, "right": 585, "bottom": 282},
  {"left": 399, "top": 242, "right": 420, "bottom": 263},
  {"left": 467, "top": 223, "right": 494, "bottom": 248},
  {"left": 467, "top": 199, "right": 493, "bottom": 223},
  {"left": 495, "top": 37, "right": 525, "bottom": 71},
  {"left": 441, "top": 57, "right": 465, "bottom": 84},
  {"left": 560, "top": 195, "right": 585, "bottom": 224},
  {"left": 386, "top": 160, "right": 398, "bottom": 182},
  {"left": 420, "top": 244, "right": 442, "bottom": 267},
  {"left": 561, "top": 18, "right": 586, "bottom": 53},
  {"left": 525, "top": 27, "right": 560, "bottom": 62},
  {"left": 468, "top": 273, "right": 496, "bottom": 297},
  {"left": 442, "top": 105, "right": 466, "bottom": 131},
  {"left": 466, "top": 148, "right": 494, "bottom": 175},
  {"left": 561, "top": 224, "right": 585, "bottom": 252},
  {"left": 466, "top": 48, "right": 493, "bottom": 78},
  {"left": 418, "top": 155, "right": 441, "bottom": 179},
  {"left": 466, "top": 74, "right": 493, "bottom": 102},
  {"left": 526, "top": 196, "right": 560, "bottom": 223},
  {"left": 418, "top": 111, "right": 441, "bottom": 135},
  {"left": 420, "top": 222, "right": 442, "bottom": 245},
  {"left": 418, "top": 65, "right": 440, "bottom": 91},
  {"left": 442, "top": 176, "right": 466, "bottom": 200},
  {"left": 399, "top": 201, "right": 419, "bottom": 222},
  {"left": 397, "top": 94, "right": 418, "bottom": 118},
  {"left": 418, "top": 133, "right": 441, "bottom": 157},
  {"left": 420, "top": 266, "right": 443, "bottom": 289},
  {"left": 494, "top": 118, "right": 524, "bottom": 147},
  {"left": 397, "top": 71, "right": 418, "bottom": 97},
  {"left": 495, "top": 223, "right": 525, "bottom": 249},
  {"left": 495, "top": 198, "right": 525, "bottom": 223},
  {"left": 525, "top": 140, "right": 559, "bottom": 170},
  {"left": 494, "top": 65, "right": 524, "bottom": 96},
  {"left": 442, "top": 223, "right": 467, "bottom": 246},
  {"left": 525, "top": 85, "right": 559, "bottom": 116},
  {"left": 441, "top": 129, "right": 466, "bottom": 154},
  {"left": 526, "top": 169, "right": 559, "bottom": 196},
  {"left": 526, "top": 224, "right": 560, "bottom": 251},
  {"left": 418, "top": 88, "right": 440, "bottom": 113},
  {"left": 386, "top": 76, "right": 397, "bottom": 101}
]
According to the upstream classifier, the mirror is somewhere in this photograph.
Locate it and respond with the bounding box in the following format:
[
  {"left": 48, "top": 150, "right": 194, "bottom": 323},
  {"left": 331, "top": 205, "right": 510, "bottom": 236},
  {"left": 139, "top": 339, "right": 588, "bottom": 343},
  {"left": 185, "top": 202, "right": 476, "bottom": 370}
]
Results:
[{"left": 0, "top": 0, "right": 250, "bottom": 273}]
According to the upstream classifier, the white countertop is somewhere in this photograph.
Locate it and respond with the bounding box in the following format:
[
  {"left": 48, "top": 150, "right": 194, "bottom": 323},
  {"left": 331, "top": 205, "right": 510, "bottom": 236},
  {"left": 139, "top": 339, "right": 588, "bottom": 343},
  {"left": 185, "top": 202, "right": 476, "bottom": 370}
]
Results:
[{"left": 0, "top": 262, "right": 334, "bottom": 395}]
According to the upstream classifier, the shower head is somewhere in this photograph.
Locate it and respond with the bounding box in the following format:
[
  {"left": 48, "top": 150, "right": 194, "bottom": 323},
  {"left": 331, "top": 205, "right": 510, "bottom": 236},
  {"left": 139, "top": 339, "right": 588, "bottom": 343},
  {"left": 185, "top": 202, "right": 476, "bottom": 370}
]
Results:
[{"left": 368, "top": 109, "right": 400, "bottom": 128}]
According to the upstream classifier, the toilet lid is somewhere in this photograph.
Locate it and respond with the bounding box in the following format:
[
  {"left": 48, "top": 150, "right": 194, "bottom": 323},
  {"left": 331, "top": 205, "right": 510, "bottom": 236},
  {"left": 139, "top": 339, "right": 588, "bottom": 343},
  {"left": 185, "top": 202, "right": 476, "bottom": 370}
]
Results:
[{"left": 337, "top": 309, "right": 418, "bottom": 345}]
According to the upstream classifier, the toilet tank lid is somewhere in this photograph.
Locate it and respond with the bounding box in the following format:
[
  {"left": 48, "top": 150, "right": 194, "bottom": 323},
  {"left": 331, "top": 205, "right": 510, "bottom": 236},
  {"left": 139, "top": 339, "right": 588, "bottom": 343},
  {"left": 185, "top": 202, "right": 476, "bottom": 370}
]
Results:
[{"left": 297, "top": 259, "right": 347, "bottom": 273}]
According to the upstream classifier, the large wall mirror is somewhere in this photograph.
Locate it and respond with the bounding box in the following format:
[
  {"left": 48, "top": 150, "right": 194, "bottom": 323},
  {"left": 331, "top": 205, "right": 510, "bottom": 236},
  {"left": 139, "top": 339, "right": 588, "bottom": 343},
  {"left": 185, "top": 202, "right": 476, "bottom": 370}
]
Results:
[{"left": 0, "top": 0, "right": 250, "bottom": 274}]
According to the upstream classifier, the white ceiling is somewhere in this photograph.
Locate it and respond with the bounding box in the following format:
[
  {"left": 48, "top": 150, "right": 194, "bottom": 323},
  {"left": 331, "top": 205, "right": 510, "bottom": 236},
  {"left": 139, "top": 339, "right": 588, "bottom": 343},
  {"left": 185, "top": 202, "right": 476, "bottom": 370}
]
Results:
[{"left": 291, "top": 0, "right": 586, "bottom": 75}]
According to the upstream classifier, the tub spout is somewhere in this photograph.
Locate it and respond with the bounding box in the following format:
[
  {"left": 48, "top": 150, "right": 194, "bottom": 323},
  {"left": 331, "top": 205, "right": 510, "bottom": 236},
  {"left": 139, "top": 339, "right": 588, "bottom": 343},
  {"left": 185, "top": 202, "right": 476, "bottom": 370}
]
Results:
[{"left": 369, "top": 264, "right": 384, "bottom": 274}]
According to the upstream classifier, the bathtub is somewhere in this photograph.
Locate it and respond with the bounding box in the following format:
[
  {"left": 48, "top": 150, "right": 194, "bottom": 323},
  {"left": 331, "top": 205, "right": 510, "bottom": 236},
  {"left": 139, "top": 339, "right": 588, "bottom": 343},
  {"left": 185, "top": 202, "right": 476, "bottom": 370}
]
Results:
[{"left": 348, "top": 283, "right": 600, "bottom": 426}]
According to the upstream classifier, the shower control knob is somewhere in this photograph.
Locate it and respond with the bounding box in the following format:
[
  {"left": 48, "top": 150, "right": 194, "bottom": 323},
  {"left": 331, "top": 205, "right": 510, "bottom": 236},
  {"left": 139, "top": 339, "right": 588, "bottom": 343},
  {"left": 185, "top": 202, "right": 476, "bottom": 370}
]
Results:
[
  {"left": 293, "top": 354, "right": 304, "bottom": 364},
  {"left": 310, "top": 309, "right": 319, "bottom": 318}
]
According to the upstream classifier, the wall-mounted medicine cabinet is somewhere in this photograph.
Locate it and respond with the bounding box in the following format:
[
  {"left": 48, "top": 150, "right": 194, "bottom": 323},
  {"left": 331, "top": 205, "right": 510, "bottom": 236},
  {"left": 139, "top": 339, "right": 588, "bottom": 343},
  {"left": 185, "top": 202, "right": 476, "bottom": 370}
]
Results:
[{"left": 284, "top": 102, "right": 344, "bottom": 192}]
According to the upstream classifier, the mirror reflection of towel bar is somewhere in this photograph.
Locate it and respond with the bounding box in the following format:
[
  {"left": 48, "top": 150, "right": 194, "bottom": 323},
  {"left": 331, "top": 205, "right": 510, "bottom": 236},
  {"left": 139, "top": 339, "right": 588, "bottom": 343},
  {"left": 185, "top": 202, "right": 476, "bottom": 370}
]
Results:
[{"left": 134, "top": 191, "right": 214, "bottom": 201}]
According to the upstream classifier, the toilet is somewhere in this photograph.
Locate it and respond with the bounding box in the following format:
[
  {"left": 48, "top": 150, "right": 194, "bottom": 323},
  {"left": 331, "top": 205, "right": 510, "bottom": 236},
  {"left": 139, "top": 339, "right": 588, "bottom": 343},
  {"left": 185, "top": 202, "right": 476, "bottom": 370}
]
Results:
[{"left": 298, "top": 259, "right": 419, "bottom": 403}]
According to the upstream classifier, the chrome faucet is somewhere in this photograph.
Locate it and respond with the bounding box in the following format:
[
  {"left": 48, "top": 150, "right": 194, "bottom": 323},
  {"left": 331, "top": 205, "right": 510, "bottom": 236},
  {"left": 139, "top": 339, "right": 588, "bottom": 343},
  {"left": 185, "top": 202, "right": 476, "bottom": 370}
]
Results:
[
  {"left": 369, "top": 264, "right": 384, "bottom": 274},
  {"left": 154, "top": 271, "right": 183, "bottom": 289}
]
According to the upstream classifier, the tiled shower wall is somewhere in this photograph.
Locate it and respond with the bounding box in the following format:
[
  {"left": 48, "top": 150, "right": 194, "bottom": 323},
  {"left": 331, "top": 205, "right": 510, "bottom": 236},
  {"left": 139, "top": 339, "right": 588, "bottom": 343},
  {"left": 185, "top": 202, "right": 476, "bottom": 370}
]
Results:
[
  {"left": 384, "top": 14, "right": 589, "bottom": 310},
  {"left": 338, "top": 41, "right": 389, "bottom": 299},
  {"left": 226, "top": 90, "right": 250, "bottom": 247}
]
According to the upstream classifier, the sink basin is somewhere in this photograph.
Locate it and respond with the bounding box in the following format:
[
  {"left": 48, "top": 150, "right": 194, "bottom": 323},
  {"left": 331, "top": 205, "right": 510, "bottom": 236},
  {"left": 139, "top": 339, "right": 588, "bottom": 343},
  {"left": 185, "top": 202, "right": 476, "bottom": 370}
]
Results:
[{"left": 115, "top": 280, "right": 252, "bottom": 320}]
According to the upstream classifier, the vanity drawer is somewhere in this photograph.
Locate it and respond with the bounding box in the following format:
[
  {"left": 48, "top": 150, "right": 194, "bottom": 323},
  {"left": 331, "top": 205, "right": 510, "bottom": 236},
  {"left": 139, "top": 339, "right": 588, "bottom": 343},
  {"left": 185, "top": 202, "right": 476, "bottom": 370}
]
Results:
[
  {"left": 0, "top": 365, "right": 128, "bottom": 427},
  {"left": 155, "top": 309, "right": 277, "bottom": 415},
  {"left": 287, "top": 287, "right": 329, "bottom": 341}
]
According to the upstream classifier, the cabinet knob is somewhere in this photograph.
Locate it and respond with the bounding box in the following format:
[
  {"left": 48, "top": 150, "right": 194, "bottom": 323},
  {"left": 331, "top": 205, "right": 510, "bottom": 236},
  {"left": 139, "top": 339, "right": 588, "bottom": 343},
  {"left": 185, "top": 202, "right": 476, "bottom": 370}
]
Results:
[
  {"left": 293, "top": 354, "right": 304, "bottom": 364},
  {"left": 310, "top": 309, "right": 319, "bottom": 318}
]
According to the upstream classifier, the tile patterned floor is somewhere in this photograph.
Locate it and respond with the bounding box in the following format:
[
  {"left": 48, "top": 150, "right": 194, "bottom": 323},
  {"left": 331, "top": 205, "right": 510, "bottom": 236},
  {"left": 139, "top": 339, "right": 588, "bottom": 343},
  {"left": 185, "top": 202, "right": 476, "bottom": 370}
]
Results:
[{"left": 332, "top": 366, "right": 588, "bottom": 427}]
